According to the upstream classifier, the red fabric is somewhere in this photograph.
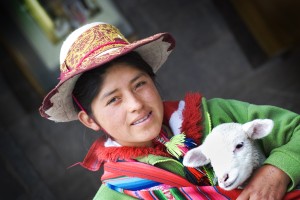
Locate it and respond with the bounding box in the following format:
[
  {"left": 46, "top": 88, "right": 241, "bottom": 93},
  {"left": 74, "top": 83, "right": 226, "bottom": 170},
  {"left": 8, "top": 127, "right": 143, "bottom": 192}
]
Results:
[
  {"left": 284, "top": 190, "right": 300, "bottom": 200},
  {"left": 95, "top": 141, "right": 170, "bottom": 162},
  {"left": 79, "top": 137, "right": 105, "bottom": 171},
  {"left": 181, "top": 92, "right": 203, "bottom": 144},
  {"left": 215, "top": 187, "right": 242, "bottom": 199},
  {"left": 186, "top": 166, "right": 210, "bottom": 186},
  {"left": 163, "top": 101, "right": 179, "bottom": 125},
  {"left": 77, "top": 136, "right": 170, "bottom": 171},
  {"left": 102, "top": 161, "right": 195, "bottom": 187}
]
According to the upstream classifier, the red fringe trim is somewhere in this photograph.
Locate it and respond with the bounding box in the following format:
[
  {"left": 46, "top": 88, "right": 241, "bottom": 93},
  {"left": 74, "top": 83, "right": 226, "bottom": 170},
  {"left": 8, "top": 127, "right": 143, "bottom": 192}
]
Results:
[
  {"left": 95, "top": 142, "right": 171, "bottom": 162},
  {"left": 79, "top": 136, "right": 171, "bottom": 171},
  {"left": 181, "top": 92, "right": 203, "bottom": 145}
]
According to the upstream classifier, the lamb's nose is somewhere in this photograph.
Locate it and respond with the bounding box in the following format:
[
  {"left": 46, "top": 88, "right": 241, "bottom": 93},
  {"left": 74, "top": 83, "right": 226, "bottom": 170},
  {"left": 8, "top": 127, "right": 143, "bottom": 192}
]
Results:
[{"left": 221, "top": 173, "right": 229, "bottom": 183}]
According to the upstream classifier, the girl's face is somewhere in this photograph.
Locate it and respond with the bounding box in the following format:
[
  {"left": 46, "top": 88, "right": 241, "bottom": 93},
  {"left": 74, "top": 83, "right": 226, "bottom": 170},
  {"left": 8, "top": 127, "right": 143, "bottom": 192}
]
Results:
[{"left": 91, "top": 63, "right": 163, "bottom": 147}]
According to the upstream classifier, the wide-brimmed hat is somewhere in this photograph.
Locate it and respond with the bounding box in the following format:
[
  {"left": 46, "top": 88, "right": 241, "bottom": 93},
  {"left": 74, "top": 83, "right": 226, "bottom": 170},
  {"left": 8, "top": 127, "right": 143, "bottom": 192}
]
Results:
[{"left": 39, "top": 22, "right": 175, "bottom": 122}]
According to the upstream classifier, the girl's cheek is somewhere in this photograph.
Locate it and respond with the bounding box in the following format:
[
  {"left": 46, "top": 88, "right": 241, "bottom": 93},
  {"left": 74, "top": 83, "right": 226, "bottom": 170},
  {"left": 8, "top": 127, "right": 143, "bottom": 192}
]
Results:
[{"left": 143, "top": 85, "right": 158, "bottom": 98}]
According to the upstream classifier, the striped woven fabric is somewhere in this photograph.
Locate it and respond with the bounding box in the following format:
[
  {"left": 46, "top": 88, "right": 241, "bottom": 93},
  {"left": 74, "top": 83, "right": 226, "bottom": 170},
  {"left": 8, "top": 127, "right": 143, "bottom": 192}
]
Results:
[
  {"left": 103, "top": 176, "right": 241, "bottom": 200},
  {"left": 104, "top": 176, "right": 162, "bottom": 191},
  {"left": 102, "top": 161, "right": 300, "bottom": 199},
  {"left": 123, "top": 186, "right": 242, "bottom": 200},
  {"left": 103, "top": 173, "right": 300, "bottom": 200}
]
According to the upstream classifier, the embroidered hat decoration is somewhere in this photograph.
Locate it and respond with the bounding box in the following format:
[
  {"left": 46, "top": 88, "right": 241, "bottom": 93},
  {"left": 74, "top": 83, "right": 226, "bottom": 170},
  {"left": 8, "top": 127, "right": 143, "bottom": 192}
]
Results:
[{"left": 39, "top": 22, "right": 175, "bottom": 122}]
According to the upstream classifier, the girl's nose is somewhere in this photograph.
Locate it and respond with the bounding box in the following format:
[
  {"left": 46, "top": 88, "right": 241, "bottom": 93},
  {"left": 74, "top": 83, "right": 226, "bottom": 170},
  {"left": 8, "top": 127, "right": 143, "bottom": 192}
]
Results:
[{"left": 127, "top": 93, "right": 143, "bottom": 112}]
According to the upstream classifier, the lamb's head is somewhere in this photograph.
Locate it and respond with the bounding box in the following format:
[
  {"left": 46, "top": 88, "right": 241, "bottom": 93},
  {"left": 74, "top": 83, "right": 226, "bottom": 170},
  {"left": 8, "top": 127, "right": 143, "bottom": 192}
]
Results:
[{"left": 183, "top": 119, "right": 274, "bottom": 190}]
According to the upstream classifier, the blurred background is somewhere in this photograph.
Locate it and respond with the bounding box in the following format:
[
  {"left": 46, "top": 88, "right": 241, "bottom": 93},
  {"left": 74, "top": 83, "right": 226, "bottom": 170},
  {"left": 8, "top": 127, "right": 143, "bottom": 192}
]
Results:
[{"left": 0, "top": 0, "right": 300, "bottom": 199}]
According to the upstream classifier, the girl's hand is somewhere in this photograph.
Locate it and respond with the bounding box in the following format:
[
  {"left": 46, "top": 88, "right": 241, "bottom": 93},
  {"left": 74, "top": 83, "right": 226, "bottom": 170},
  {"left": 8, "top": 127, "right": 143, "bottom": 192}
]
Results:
[{"left": 237, "top": 164, "right": 290, "bottom": 200}]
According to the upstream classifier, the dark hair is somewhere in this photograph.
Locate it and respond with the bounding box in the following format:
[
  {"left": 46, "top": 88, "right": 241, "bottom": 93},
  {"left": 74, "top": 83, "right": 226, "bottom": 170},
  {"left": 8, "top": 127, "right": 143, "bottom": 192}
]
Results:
[{"left": 72, "top": 51, "right": 156, "bottom": 115}]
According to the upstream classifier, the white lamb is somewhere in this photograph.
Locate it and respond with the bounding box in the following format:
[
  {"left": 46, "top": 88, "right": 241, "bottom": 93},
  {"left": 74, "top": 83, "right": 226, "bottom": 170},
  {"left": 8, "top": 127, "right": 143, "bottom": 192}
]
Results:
[{"left": 183, "top": 119, "right": 274, "bottom": 190}]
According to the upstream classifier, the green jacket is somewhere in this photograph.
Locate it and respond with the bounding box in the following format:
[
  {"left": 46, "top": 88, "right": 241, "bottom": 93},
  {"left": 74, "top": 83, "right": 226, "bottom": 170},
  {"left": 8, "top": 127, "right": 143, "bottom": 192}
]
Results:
[{"left": 93, "top": 97, "right": 300, "bottom": 199}]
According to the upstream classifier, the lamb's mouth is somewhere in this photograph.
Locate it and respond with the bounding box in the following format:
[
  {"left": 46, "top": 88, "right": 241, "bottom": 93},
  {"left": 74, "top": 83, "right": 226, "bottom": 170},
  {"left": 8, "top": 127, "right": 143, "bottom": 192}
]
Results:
[{"left": 223, "top": 176, "right": 238, "bottom": 189}]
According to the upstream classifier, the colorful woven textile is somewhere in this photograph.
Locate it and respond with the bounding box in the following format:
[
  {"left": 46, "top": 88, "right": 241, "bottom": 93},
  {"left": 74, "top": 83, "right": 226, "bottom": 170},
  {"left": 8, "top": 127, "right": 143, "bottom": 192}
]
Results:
[
  {"left": 102, "top": 161, "right": 300, "bottom": 200},
  {"left": 107, "top": 182, "right": 242, "bottom": 200},
  {"left": 124, "top": 186, "right": 240, "bottom": 200},
  {"left": 104, "top": 179, "right": 300, "bottom": 200},
  {"left": 102, "top": 161, "right": 240, "bottom": 199}
]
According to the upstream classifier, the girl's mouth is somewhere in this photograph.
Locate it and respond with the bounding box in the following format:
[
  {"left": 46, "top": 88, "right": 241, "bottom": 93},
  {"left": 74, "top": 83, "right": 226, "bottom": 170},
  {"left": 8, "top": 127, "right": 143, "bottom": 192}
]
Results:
[{"left": 131, "top": 112, "right": 152, "bottom": 125}]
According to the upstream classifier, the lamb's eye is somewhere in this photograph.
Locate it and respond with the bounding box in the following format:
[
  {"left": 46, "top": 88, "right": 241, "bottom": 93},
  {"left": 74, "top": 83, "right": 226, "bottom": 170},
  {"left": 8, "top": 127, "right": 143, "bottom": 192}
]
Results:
[{"left": 236, "top": 142, "right": 244, "bottom": 149}]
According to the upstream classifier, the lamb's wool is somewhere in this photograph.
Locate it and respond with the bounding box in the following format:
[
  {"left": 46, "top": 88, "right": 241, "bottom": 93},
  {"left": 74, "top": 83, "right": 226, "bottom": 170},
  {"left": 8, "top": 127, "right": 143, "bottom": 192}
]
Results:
[{"left": 183, "top": 119, "right": 274, "bottom": 190}]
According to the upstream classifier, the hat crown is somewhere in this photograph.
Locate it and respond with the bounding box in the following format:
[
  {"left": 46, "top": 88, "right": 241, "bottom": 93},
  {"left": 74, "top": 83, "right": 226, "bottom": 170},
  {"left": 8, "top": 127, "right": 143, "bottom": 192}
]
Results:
[{"left": 60, "top": 23, "right": 129, "bottom": 79}]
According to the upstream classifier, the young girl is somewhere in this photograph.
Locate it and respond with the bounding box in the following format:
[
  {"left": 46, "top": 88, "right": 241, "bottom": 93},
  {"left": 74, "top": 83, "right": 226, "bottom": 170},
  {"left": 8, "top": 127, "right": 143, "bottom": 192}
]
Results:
[{"left": 40, "top": 22, "right": 300, "bottom": 200}]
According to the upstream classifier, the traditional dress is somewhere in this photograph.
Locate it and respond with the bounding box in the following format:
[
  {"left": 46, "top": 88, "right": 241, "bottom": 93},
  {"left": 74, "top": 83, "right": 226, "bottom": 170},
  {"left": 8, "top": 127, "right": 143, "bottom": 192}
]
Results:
[{"left": 77, "top": 93, "right": 300, "bottom": 200}]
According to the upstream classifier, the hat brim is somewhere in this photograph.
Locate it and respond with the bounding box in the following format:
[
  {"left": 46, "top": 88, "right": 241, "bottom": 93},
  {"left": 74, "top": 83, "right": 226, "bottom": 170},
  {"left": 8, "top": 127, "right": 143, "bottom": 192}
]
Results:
[{"left": 39, "top": 32, "right": 175, "bottom": 122}]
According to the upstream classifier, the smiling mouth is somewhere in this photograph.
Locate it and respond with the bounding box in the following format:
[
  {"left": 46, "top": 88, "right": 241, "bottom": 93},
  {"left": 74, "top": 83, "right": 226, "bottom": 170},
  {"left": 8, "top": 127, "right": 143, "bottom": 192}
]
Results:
[{"left": 131, "top": 112, "right": 152, "bottom": 125}]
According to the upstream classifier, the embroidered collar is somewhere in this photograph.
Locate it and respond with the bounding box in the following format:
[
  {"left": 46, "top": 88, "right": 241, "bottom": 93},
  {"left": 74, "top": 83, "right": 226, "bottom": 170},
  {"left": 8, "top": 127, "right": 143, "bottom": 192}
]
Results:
[{"left": 79, "top": 92, "right": 203, "bottom": 171}]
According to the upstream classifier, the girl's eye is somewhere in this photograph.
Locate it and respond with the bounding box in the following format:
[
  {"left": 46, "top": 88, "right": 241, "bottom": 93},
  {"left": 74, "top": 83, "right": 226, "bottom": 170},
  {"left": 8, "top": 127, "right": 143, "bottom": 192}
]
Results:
[
  {"left": 107, "top": 97, "right": 119, "bottom": 105},
  {"left": 135, "top": 81, "right": 146, "bottom": 89}
]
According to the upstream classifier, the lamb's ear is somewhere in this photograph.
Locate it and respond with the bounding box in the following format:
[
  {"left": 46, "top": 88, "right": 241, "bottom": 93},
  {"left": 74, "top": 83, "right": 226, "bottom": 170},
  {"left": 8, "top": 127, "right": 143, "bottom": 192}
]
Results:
[
  {"left": 243, "top": 119, "right": 274, "bottom": 139},
  {"left": 182, "top": 146, "right": 210, "bottom": 167}
]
